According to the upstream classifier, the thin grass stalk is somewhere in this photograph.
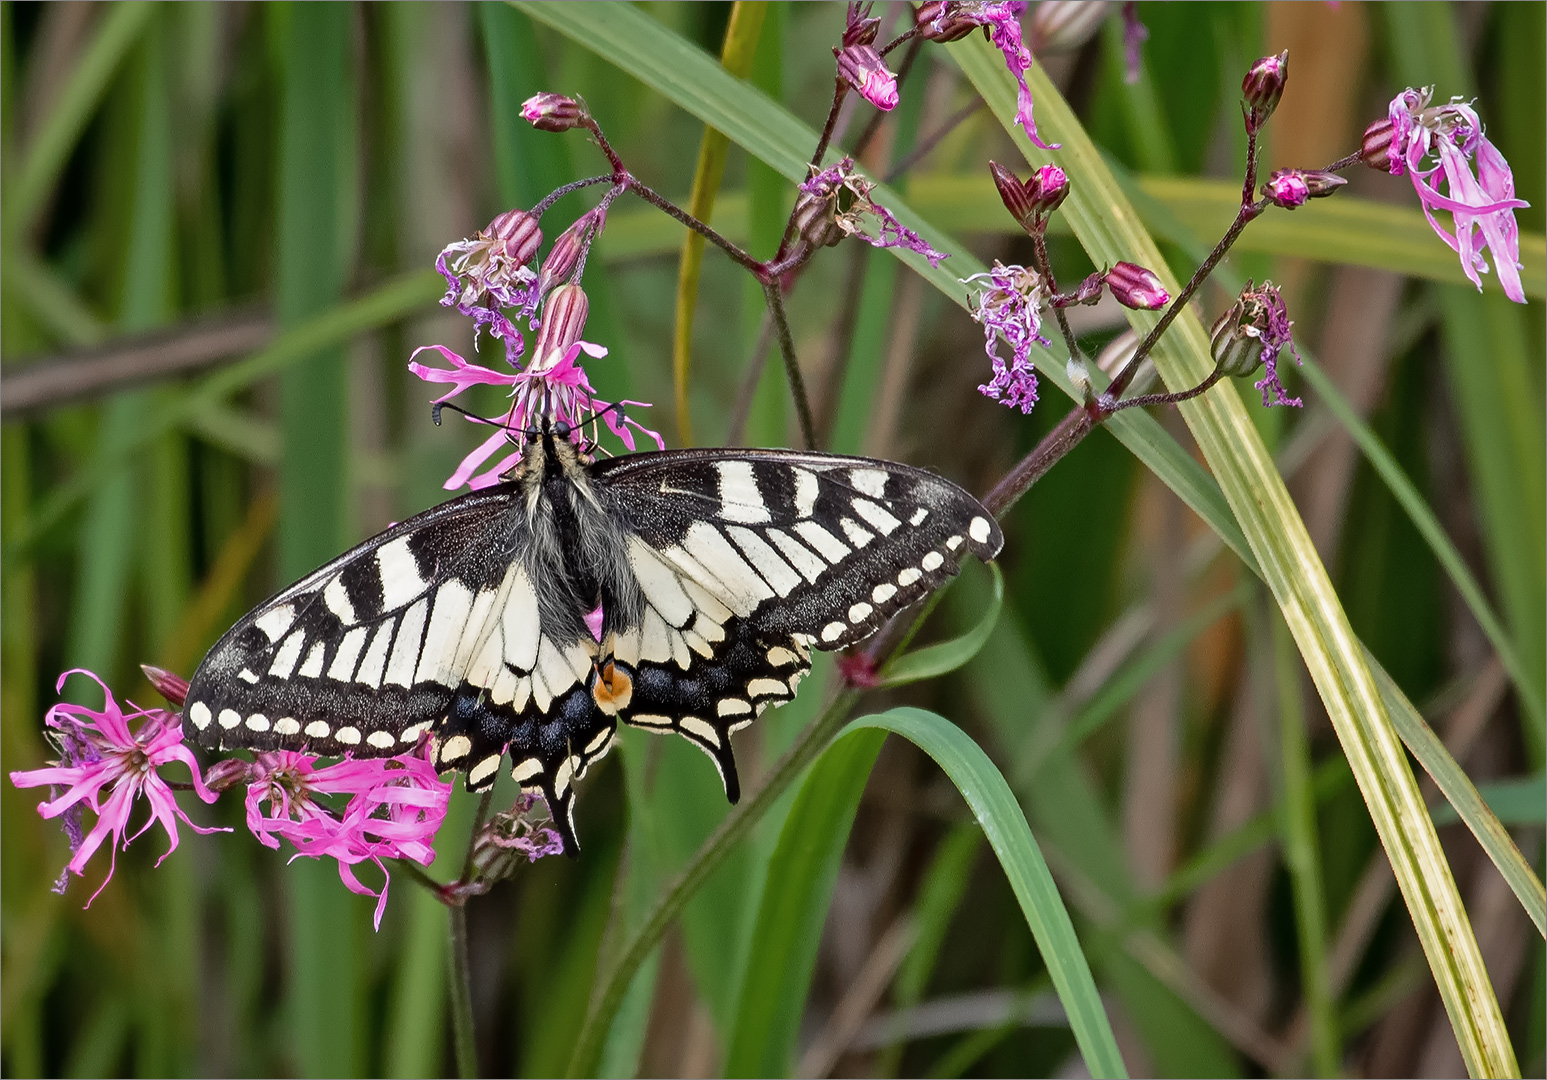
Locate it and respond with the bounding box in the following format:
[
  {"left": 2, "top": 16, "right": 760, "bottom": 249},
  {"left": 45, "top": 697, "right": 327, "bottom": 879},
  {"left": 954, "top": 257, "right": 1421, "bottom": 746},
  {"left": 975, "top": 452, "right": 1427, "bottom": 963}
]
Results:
[
  {"left": 1271, "top": 610, "right": 1338, "bottom": 1075},
  {"left": 672, "top": 1, "right": 767, "bottom": 446}
]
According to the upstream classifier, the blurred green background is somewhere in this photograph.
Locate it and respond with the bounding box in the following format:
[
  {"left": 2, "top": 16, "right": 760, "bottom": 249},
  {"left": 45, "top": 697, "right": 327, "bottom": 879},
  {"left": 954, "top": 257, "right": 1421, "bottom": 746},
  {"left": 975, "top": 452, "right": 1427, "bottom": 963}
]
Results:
[{"left": 2, "top": 2, "right": 1542, "bottom": 1076}]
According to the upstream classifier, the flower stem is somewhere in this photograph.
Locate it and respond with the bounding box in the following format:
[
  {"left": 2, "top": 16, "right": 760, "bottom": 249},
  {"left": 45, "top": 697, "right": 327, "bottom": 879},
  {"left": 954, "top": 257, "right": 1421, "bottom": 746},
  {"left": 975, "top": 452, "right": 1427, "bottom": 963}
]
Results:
[
  {"left": 562, "top": 686, "right": 861, "bottom": 1077},
  {"left": 982, "top": 406, "right": 1094, "bottom": 517},
  {"left": 884, "top": 99, "right": 985, "bottom": 184},
  {"left": 447, "top": 788, "right": 493, "bottom": 1080},
  {"left": 449, "top": 905, "right": 478, "bottom": 1079},
  {"left": 1102, "top": 366, "right": 1227, "bottom": 414},
  {"left": 627, "top": 178, "right": 768, "bottom": 277},
  {"left": 1030, "top": 232, "right": 1083, "bottom": 365},
  {"left": 530, "top": 174, "right": 613, "bottom": 219},
  {"left": 764, "top": 278, "right": 818, "bottom": 449},
  {"left": 1106, "top": 199, "right": 1264, "bottom": 401}
]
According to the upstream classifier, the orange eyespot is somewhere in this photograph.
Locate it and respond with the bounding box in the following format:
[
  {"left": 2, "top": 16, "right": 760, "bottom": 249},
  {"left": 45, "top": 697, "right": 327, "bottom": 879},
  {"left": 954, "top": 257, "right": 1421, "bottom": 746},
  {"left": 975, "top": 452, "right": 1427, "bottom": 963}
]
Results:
[{"left": 590, "top": 661, "right": 633, "bottom": 715}]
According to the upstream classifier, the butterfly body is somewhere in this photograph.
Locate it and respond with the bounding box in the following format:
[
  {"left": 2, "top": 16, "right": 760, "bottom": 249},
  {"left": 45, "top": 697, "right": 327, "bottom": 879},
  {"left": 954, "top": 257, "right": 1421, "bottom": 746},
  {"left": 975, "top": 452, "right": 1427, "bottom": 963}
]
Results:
[{"left": 186, "top": 431, "right": 1002, "bottom": 850}]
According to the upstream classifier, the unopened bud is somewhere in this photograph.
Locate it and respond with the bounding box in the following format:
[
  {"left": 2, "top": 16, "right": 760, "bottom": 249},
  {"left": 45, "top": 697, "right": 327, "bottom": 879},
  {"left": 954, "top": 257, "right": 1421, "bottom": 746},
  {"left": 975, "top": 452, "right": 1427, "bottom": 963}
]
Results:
[
  {"left": 1359, "top": 117, "right": 1398, "bottom": 172},
  {"left": 203, "top": 758, "right": 252, "bottom": 793},
  {"left": 1209, "top": 301, "right": 1266, "bottom": 377},
  {"left": 1105, "top": 261, "right": 1169, "bottom": 310},
  {"left": 842, "top": 3, "right": 880, "bottom": 47},
  {"left": 990, "top": 161, "right": 1038, "bottom": 229},
  {"left": 485, "top": 208, "right": 542, "bottom": 265},
  {"left": 537, "top": 209, "right": 602, "bottom": 295},
  {"left": 532, "top": 284, "right": 589, "bottom": 368},
  {"left": 1032, "top": 164, "right": 1070, "bottom": 214},
  {"left": 521, "top": 92, "right": 586, "bottom": 133},
  {"left": 836, "top": 44, "right": 898, "bottom": 111},
  {"left": 1028, "top": 0, "right": 1113, "bottom": 53},
  {"left": 1261, "top": 168, "right": 1346, "bottom": 209},
  {"left": 1241, "top": 51, "right": 1288, "bottom": 133},
  {"left": 915, "top": 0, "right": 981, "bottom": 42},
  {"left": 791, "top": 185, "right": 845, "bottom": 249},
  {"left": 142, "top": 664, "right": 189, "bottom": 707},
  {"left": 989, "top": 161, "right": 1069, "bottom": 233},
  {"left": 1053, "top": 271, "right": 1105, "bottom": 308}
]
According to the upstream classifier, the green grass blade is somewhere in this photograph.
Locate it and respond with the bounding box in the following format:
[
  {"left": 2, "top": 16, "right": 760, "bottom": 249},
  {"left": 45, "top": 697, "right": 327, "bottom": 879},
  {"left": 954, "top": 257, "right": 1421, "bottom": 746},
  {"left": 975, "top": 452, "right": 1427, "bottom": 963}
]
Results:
[
  {"left": 722, "top": 728, "right": 887, "bottom": 1077},
  {"left": 951, "top": 36, "right": 1518, "bottom": 1076},
  {"left": 273, "top": 4, "right": 363, "bottom": 1074},
  {"left": 672, "top": 1, "right": 765, "bottom": 446},
  {"left": 1371, "top": 655, "right": 1547, "bottom": 937},
  {"left": 1431, "top": 774, "right": 1547, "bottom": 828},
  {"left": 846, "top": 708, "right": 1127, "bottom": 1079},
  {"left": 2, "top": 1, "right": 155, "bottom": 241},
  {"left": 1271, "top": 612, "right": 1337, "bottom": 1076},
  {"left": 880, "top": 563, "right": 1003, "bottom": 688},
  {"left": 3, "top": 270, "right": 441, "bottom": 567},
  {"left": 1296, "top": 356, "right": 1545, "bottom": 733}
]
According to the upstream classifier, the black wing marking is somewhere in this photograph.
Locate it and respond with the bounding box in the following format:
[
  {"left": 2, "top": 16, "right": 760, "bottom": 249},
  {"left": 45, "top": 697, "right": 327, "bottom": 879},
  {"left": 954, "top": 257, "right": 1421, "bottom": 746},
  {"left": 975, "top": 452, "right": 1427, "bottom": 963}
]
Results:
[
  {"left": 183, "top": 482, "right": 613, "bottom": 851},
  {"left": 592, "top": 448, "right": 1003, "bottom": 648},
  {"left": 589, "top": 448, "right": 1002, "bottom": 798}
]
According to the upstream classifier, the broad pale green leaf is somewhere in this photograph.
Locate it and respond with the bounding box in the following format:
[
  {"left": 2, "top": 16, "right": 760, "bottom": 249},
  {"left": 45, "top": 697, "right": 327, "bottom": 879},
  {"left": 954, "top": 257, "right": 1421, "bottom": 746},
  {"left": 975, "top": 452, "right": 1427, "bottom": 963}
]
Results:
[
  {"left": 951, "top": 33, "right": 1519, "bottom": 1076},
  {"left": 845, "top": 708, "right": 1127, "bottom": 1079}
]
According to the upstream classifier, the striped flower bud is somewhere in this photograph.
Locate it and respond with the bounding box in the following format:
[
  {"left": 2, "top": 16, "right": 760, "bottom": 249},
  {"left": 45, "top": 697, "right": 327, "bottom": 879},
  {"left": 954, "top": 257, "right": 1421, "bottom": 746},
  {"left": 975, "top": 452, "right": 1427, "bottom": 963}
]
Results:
[
  {"left": 520, "top": 92, "right": 585, "bottom": 133},
  {"left": 532, "top": 284, "right": 589, "bottom": 370},
  {"left": 1105, "top": 261, "right": 1169, "bottom": 310},
  {"left": 1028, "top": 0, "right": 1112, "bottom": 53},
  {"left": 1242, "top": 51, "right": 1288, "bottom": 134},
  {"left": 1262, "top": 168, "right": 1346, "bottom": 209}
]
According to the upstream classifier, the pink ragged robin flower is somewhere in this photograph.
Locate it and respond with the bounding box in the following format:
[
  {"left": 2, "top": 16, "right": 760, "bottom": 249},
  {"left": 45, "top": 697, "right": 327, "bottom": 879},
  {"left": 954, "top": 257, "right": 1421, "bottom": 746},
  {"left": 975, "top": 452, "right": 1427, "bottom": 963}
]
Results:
[
  {"left": 520, "top": 92, "right": 586, "bottom": 132},
  {"left": 245, "top": 747, "right": 452, "bottom": 930},
  {"left": 915, "top": 2, "right": 1054, "bottom": 149},
  {"left": 437, "top": 208, "right": 544, "bottom": 361},
  {"left": 1377, "top": 88, "right": 1529, "bottom": 304},
  {"left": 410, "top": 283, "right": 663, "bottom": 490},
  {"left": 836, "top": 2, "right": 897, "bottom": 110},
  {"left": 797, "top": 159, "right": 949, "bottom": 266},
  {"left": 1120, "top": 1, "right": 1148, "bottom": 85},
  {"left": 8, "top": 670, "right": 223, "bottom": 903},
  {"left": 965, "top": 261, "right": 1051, "bottom": 414}
]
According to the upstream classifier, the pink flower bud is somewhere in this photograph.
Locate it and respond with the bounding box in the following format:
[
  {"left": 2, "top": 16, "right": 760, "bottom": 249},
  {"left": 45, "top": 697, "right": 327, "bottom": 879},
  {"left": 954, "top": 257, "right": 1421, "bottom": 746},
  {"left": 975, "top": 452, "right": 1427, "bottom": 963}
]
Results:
[
  {"left": 843, "top": 3, "right": 881, "bottom": 47},
  {"left": 1359, "top": 116, "right": 1397, "bottom": 172},
  {"left": 520, "top": 92, "right": 585, "bottom": 133},
  {"left": 1105, "top": 262, "right": 1170, "bottom": 310},
  {"left": 141, "top": 664, "right": 190, "bottom": 707},
  {"left": 1262, "top": 168, "right": 1346, "bottom": 208},
  {"left": 1262, "top": 170, "right": 1309, "bottom": 208},
  {"left": 836, "top": 44, "right": 898, "bottom": 111},
  {"left": 203, "top": 758, "right": 253, "bottom": 793},
  {"left": 1032, "top": 164, "right": 1070, "bottom": 214},
  {"left": 532, "top": 284, "right": 589, "bottom": 369},
  {"left": 537, "top": 209, "right": 603, "bottom": 296},
  {"left": 1242, "top": 51, "right": 1288, "bottom": 134},
  {"left": 989, "top": 161, "right": 1069, "bottom": 233},
  {"left": 485, "top": 208, "right": 542, "bottom": 266}
]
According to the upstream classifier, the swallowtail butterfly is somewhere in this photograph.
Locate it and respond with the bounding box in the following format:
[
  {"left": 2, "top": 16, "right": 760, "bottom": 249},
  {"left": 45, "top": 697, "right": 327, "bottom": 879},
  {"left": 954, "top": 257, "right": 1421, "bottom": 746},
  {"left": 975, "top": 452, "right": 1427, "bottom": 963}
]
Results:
[{"left": 185, "top": 429, "right": 1003, "bottom": 851}]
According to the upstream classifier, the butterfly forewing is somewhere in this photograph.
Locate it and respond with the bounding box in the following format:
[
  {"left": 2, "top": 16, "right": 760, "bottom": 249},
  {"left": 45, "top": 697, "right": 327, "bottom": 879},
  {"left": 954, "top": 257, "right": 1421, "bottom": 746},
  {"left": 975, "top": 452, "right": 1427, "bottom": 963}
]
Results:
[{"left": 186, "top": 441, "right": 1003, "bottom": 852}]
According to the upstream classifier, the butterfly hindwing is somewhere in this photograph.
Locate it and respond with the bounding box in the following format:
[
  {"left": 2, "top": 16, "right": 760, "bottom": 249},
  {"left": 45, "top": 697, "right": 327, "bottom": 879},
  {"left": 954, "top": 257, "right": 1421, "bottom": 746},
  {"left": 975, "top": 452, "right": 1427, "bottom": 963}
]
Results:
[{"left": 589, "top": 448, "right": 1001, "bottom": 799}]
